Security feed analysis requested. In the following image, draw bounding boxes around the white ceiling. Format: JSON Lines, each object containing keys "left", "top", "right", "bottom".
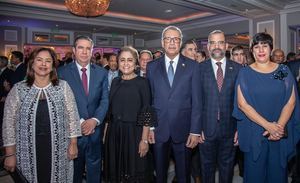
{"left": 0, "top": 0, "right": 300, "bottom": 39}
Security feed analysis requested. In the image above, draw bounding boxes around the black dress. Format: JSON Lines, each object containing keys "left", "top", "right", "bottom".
{"left": 104, "top": 76, "right": 155, "bottom": 183}
{"left": 35, "top": 96, "right": 51, "bottom": 183}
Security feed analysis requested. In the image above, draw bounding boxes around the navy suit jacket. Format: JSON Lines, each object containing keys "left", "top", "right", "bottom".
{"left": 146, "top": 55, "right": 201, "bottom": 143}
{"left": 287, "top": 59, "right": 300, "bottom": 95}
{"left": 58, "top": 62, "right": 109, "bottom": 124}
{"left": 0, "top": 67, "right": 13, "bottom": 98}
{"left": 11, "top": 63, "right": 26, "bottom": 85}
{"left": 199, "top": 59, "right": 241, "bottom": 139}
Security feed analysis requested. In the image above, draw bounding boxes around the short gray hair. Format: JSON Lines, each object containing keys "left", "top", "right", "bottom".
{"left": 140, "top": 50, "right": 153, "bottom": 59}
{"left": 161, "top": 26, "right": 183, "bottom": 41}
{"left": 208, "top": 30, "right": 225, "bottom": 41}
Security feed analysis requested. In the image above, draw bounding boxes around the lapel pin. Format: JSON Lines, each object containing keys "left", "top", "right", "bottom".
{"left": 229, "top": 66, "right": 233, "bottom": 70}
{"left": 182, "top": 63, "right": 185, "bottom": 67}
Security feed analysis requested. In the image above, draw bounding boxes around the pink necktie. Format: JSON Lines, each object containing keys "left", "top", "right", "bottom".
{"left": 216, "top": 62, "right": 223, "bottom": 92}
{"left": 81, "top": 68, "right": 88, "bottom": 95}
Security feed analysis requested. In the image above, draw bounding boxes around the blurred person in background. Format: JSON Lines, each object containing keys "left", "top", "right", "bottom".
{"left": 138, "top": 50, "right": 153, "bottom": 77}
{"left": 271, "top": 48, "right": 285, "bottom": 64}
{"left": 153, "top": 50, "right": 164, "bottom": 59}
{"left": 181, "top": 39, "right": 198, "bottom": 60}
{"left": 231, "top": 45, "right": 247, "bottom": 66}
{"left": 196, "top": 50, "right": 207, "bottom": 63}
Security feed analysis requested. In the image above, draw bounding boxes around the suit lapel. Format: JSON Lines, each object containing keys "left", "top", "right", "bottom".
{"left": 159, "top": 58, "right": 171, "bottom": 89}
{"left": 171, "top": 55, "right": 185, "bottom": 90}
{"left": 70, "top": 63, "right": 88, "bottom": 100}
{"left": 221, "top": 60, "right": 234, "bottom": 93}
{"left": 207, "top": 59, "right": 219, "bottom": 92}
{"left": 88, "top": 64, "right": 96, "bottom": 101}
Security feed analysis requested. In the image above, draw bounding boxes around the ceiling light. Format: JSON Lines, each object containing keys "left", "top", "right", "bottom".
{"left": 65, "top": 0, "right": 111, "bottom": 17}
{"left": 165, "top": 9, "right": 172, "bottom": 13}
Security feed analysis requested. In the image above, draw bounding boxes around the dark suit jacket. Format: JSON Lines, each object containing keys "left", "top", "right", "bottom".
{"left": 199, "top": 59, "right": 241, "bottom": 139}
{"left": 11, "top": 63, "right": 26, "bottom": 85}
{"left": 146, "top": 54, "right": 201, "bottom": 143}
{"left": 0, "top": 67, "right": 13, "bottom": 98}
{"left": 58, "top": 62, "right": 109, "bottom": 124}
{"left": 287, "top": 59, "right": 300, "bottom": 95}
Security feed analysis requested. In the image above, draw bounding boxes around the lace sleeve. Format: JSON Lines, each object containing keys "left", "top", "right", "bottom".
{"left": 63, "top": 81, "right": 82, "bottom": 138}
{"left": 137, "top": 106, "right": 157, "bottom": 127}
{"left": 2, "top": 85, "right": 20, "bottom": 146}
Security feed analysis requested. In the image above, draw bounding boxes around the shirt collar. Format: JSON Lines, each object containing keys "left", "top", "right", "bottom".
{"left": 165, "top": 54, "right": 180, "bottom": 64}
{"left": 75, "top": 61, "right": 90, "bottom": 71}
{"left": 211, "top": 57, "right": 226, "bottom": 64}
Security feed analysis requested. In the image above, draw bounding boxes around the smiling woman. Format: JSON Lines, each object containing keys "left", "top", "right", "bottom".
{"left": 233, "top": 32, "right": 300, "bottom": 183}
{"left": 2, "top": 47, "right": 81, "bottom": 183}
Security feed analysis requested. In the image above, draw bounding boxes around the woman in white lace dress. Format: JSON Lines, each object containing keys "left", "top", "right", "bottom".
{"left": 2, "top": 47, "right": 81, "bottom": 183}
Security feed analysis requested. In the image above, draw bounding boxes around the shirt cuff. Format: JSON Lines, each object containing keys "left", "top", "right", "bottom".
{"left": 80, "top": 118, "right": 85, "bottom": 124}
{"left": 150, "top": 127, "right": 155, "bottom": 131}
{"left": 92, "top": 117, "right": 101, "bottom": 126}
{"left": 190, "top": 133, "right": 200, "bottom": 136}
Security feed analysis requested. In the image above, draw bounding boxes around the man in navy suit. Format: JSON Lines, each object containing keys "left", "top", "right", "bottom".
{"left": 198, "top": 30, "right": 241, "bottom": 183}
{"left": 10, "top": 51, "right": 26, "bottom": 85}
{"left": 287, "top": 59, "right": 300, "bottom": 183}
{"left": 147, "top": 26, "right": 201, "bottom": 183}
{"left": 58, "top": 35, "right": 109, "bottom": 183}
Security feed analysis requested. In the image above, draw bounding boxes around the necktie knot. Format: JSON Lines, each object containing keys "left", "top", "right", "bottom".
{"left": 216, "top": 62, "right": 222, "bottom": 67}
{"left": 81, "top": 67, "right": 87, "bottom": 72}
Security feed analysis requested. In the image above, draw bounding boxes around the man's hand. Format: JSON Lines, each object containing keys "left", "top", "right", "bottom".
{"left": 81, "top": 118, "right": 97, "bottom": 135}
{"left": 199, "top": 131, "right": 205, "bottom": 144}
{"left": 186, "top": 134, "right": 199, "bottom": 148}
{"left": 148, "top": 130, "right": 155, "bottom": 144}
{"left": 234, "top": 131, "right": 238, "bottom": 146}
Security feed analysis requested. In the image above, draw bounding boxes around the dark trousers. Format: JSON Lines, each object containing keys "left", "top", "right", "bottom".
{"left": 199, "top": 133, "right": 236, "bottom": 183}
{"left": 73, "top": 127, "right": 102, "bottom": 183}
{"left": 0, "top": 101, "right": 4, "bottom": 147}
{"left": 153, "top": 138, "right": 191, "bottom": 183}
{"left": 292, "top": 141, "right": 300, "bottom": 183}
{"left": 244, "top": 140, "right": 287, "bottom": 183}
{"left": 191, "top": 148, "right": 201, "bottom": 178}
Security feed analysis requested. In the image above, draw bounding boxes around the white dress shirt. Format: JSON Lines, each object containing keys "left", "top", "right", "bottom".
{"left": 210, "top": 57, "right": 226, "bottom": 79}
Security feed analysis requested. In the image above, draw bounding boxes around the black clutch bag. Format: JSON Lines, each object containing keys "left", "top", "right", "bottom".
{"left": 10, "top": 167, "right": 29, "bottom": 183}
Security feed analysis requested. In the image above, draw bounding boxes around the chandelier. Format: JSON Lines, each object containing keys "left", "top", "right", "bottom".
{"left": 65, "top": 0, "right": 111, "bottom": 17}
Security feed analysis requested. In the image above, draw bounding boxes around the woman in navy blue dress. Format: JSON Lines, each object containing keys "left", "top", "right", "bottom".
{"left": 233, "top": 32, "right": 300, "bottom": 183}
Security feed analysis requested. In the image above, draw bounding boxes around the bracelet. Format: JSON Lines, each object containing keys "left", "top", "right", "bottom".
{"left": 5, "top": 153, "right": 15, "bottom": 158}
{"left": 141, "top": 139, "right": 148, "bottom": 144}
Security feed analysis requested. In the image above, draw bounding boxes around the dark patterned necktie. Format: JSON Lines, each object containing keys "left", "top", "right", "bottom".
{"left": 216, "top": 62, "right": 223, "bottom": 92}
{"left": 81, "top": 67, "right": 88, "bottom": 95}
{"left": 168, "top": 61, "right": 174, "bottom": 86}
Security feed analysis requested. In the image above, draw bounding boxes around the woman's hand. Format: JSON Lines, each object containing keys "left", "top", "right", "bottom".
{"left": 4, "top": 155, "right": 16, "bottom": 172}
{"left": 138, "top": 140, "right": 149, "bottom": 157}
{"left": 68, "top": 142, "right": 78, "bottom": 160}
{"left": 264, "top": 122, "right": 284, "bottom": 141}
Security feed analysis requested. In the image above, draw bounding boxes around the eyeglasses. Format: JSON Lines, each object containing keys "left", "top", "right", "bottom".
{"left": 208, "top": 41, "right": 226, "bottom": 46}
{"left": 163, "top": 37, "right": 181, "bottom": 43}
